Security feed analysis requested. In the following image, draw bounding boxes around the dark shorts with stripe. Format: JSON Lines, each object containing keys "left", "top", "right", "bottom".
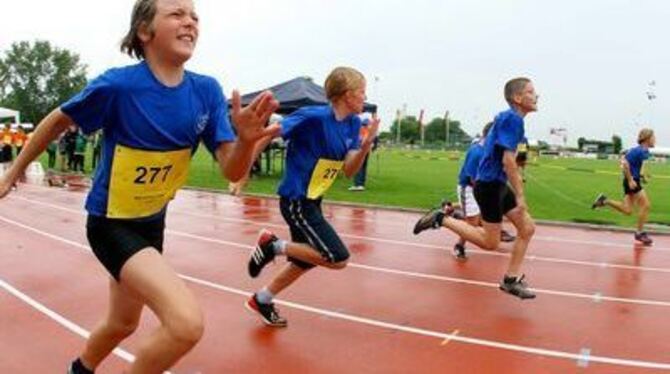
{"left": 623, "top": 177, "right": 643, "bottom": 195}
{"left": 473, "top": 181, "right": 517, "bottom": 224}
{"left": 279, "top": 197, "right": 350, "bottom": 269}
{"left": 86, "top": 214, "right": 165, "bottom": 281}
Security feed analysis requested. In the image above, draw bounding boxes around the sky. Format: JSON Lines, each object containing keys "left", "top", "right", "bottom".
{"left": 1, "top": 0, "right": 668, "bottom": 146}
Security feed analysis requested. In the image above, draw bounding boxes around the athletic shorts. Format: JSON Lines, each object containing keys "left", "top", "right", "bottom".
{"left": 86, "top": 214, "right": 165, "bottom": 281}
{"left": 279, "top": 197, "right": 350, "bottom": 270}
{"left": 473, "top": 181, "right": 517, "bottom": 224}
{"left": 457, "top": 184, "right": 480, "bottom": 218}
{"left": 623, "top": 178, "right": 643, "bottom": 195}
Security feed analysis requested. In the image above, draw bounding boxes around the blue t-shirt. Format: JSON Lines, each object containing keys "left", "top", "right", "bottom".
{"left": 458, "top": 142, "right": 484, "bottom": 187}
{"left": 277, "top": 106, "right": 362, "bottom": 199}
{"left": 625, "top": 145, "right": 650, "bottom": 179}
{"left": 61, "top": 61, "right": 235, "bottom": 218}
{"left": 476, "top": 108, "right": 525, "bottom": 183}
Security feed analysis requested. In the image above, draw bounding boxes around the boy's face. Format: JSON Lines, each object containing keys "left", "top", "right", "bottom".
{"left": 344, "top": 82, "right": 367, "bottom": 114}
{"left": 648, "top": 135, "right": 656, "bottom": 148}
{"left": 515, "top": 82, "right": 539, "bottom": 113}
{"left": 143, "top": 0, "right": 199, "bottom": 65}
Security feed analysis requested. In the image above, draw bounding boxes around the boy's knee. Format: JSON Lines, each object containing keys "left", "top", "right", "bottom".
{"left": 520, "top": 220, "right": 536, "bottom": 239}
{"left": 166, "top": 309, "right": 204, "bottom": 348}
{"left": 106, "top": 318, "right": 139, "bottom": 339}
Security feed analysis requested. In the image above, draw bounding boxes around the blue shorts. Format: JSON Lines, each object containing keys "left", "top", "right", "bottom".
{"left": 279, "top": 197, "right": 350, "bottom": 269}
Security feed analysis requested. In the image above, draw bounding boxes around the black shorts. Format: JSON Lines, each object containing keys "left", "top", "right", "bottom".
{"left": 279, "top": 197, "right": 350, "bottom": 270}
{"left": 86, "top": 214, "right": 165, "bottom": 281}
{"left": 623, "top": 178, "right": 643, "bottom": 195}
{"left": 473, "top": 181, "right": 517, "bottom": 224}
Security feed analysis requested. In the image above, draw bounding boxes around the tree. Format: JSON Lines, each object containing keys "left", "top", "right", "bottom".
{"left": 0, "top": 40, "right": 87, "bottom": 124}
{"left": 577, "top": 137, "right": 586, "bottom": 151}
{"left": 389, "top": 115, "right": 472, "bottom": 146}
{"left": 612, "top": 135, "right": 622, "bottom": 154}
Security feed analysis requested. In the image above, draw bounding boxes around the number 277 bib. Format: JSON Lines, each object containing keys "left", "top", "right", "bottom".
{"left": 307, "top": 159, "right": 344, "bottom": 200}
{"left": 107, "top": 145, "right": 191, "bottom": 219}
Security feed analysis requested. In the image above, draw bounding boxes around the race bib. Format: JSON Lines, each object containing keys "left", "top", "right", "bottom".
{"left": 107, "top": 145, "right": 191, "bottom": 219}
{"left": 307, "top": 159, "right": 343, "bottom": 199}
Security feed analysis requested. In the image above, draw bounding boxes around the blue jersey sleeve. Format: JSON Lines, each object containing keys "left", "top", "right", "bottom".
{"left": 201, "top": 80, "right": 236, "bottom": 155}
{"left": 61, "top": 72, "right": 116, "bottom": 135}
{"left": 625, "top": 147, "right": 641, "bottom": 164}
{"left": 496, "top": 115, "right": 524, "bottom": 151}
{"left": 281, "top": 107, "right": 315, "bottom": 140}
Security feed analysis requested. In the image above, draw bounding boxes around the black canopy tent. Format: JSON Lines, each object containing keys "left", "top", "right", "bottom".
{"left": 238, "top": 76, "right": 377, "bottom": 115}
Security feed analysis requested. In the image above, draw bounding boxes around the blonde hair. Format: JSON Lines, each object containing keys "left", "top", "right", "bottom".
{"left": 504, "top": 77, "right": 531, "bottom": 106}
{"left": 638, "top": 128, "right": 654, "bottom": 144}
{"left": 324, "top": 67, "right": 365, "bottom": 102}
{"left": 120, "top": 0, "right": 159, "bottom": 59}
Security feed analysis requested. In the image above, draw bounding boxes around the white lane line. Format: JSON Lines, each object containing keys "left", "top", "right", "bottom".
{"left": 181, "top": 274, "right": 670, "bottom": 371}
{"left": 2, "top": 213, "right": 670, "bottom": 371}
{"left": 5, "top": 198, "right": 670, "bottom": 308}
{"left": 12, "top": 194, "right": 670, "bottom": 276}
{"left": 0, "top": 278, "right": 137, "bottom": 364}
{"left": 18, "top": 184, "right": 670, "bottom": 253}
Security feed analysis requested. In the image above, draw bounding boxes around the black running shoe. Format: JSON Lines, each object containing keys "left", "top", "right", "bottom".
{"left": 413, "top": 209, "right": 445, "bottom": 235}
{"left": 591, "top": 193, "right": 607, "bottom": 209}
{"left": 248, "top": 229, "right": 277, "bottom": 278}
{"left": 634, "top": 231, "right": 653, "bottom": 246}
{"left": 500, "top": 229, "right": 516, "bottom": 243}
{"left": 453, "top": 243, "right": 467, "bottom": 260}
{"left": 245, "top": 294, "right": 288, "bottom": 327}
{"left": 499, "top": 274, "right": 536, "bottom": 300}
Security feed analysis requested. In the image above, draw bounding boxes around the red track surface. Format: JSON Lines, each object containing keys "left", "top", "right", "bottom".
{"left": 1, "top": 183, "right": 669, "bottom": 373}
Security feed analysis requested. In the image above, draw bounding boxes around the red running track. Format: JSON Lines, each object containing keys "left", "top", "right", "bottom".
{"left": 1, "top": 183, "right": 670, "bottom": 373}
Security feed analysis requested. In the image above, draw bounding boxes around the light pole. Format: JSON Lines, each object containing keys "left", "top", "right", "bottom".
{"left": 444, "top": 110, "right": 450, "bottom": 148}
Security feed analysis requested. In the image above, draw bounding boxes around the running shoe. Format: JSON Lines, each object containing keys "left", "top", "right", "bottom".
{"left": 413, "top": 209, "right": 445, "bottom": 235}
{"left": 245, "top": 294, "right": 288, "bottom": 327}
{"left": 248, "top": 229, "right": 278, "bottom": 278}
{"left": 634, "top": 231, "right": 653, "bottom": 246}
{"left": 453, "top": 243, "right": 467, "bottom": 260}
{"left": 591, "top": 193, "right": 607, "bottom": 209}
{"left": 500, "top": 229, "right": 516, "bottom": 243}
{"left": 499, "top": 274, "right": 536, "bottom": 300}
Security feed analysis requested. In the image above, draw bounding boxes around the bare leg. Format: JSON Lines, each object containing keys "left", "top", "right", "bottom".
{"left": 441, "top": 216, "right": 501, "bottom": 250}
{"left": 605, "top": 195, "right": 634, "bottom": 215}
{"left": 636, "top": 191, "right": 650, "bottom": 232}
{"left": 121, "top": 249, "right": 204, "bottom": 374}
{"left": 79, "top": 279, "right": 144, "bottom": 370}
{"left": 503, "top": 207, "right": 536, "bottom": 277}
{"left": 267, "top": 263, "right": 310, "bottom": 295}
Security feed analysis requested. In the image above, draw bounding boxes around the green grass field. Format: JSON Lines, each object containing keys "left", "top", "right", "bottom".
{"left": 41, "top": 147, "right": 670, "bottom": 229}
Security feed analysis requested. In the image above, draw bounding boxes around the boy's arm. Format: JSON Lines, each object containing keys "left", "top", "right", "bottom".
{"left": 343, "top": 116, "right": 380, "bottom": 178}
{"left": 0, "top": 108, "right": 72, "bottom": 197}
{"left": 503, "top": 149, "right": 526, "bottom": 210}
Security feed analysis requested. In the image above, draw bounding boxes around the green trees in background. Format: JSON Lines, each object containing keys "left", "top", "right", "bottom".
{"left": 0, "top": 40, "right": 87, "bottom": 124}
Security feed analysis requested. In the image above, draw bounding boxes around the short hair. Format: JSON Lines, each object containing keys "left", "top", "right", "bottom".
{"left": 504, "top": 77, "right": 531, "bottom": 106}
{"left": 638, "top": 128, "right": 654, "bottom": 144}
{"left": 120, "top": 0, "right": 159, "bottom": 59}
{"left": 324, "top": 67, "right": 366, "bottom": 102}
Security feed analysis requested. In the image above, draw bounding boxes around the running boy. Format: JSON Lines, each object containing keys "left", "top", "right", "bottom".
{"left": 592, "top": 128, "right": 655, "bottom": 245}
{"left": 414, "top": 77, "right": 539, "bottom": 300}
{"left": 0, "top": 0, "right": 278, "bottom": 372}
{"left": 245, "top": 67, "right": 379, "bottom": 327}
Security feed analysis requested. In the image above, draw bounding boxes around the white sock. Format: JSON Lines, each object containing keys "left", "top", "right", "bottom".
{"left": 273, "top": 239, "right": 287, "bottom": 255}
{"left": 256, "top": 287, "right": 274, "bottom": 304}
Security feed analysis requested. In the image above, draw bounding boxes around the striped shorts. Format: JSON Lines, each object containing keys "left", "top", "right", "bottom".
{"left": 279, "top": 197, "right": 350, "bottom": 269}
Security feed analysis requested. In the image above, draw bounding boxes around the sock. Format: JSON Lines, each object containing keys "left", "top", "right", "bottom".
{"left": 272, "top": 239, "right": 287, "bottom": 255}
{"left": 256, "top": 287, "right": 274, "bottom": 305}
{"left": 71, "top": 358, "right": 94, "bottom": 374}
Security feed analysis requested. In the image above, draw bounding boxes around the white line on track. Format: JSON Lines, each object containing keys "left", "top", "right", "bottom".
{"left": 12, "top": 194, "right": 670, "bottom": 277}
{"left": 1, "top": 212, "right": 670, "bottom": 370}
{"left": 0, "top": 278, "right": 137, "bottom": 364}
{"left": 6, "top": 196, "right": 670, "bottom": 307}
